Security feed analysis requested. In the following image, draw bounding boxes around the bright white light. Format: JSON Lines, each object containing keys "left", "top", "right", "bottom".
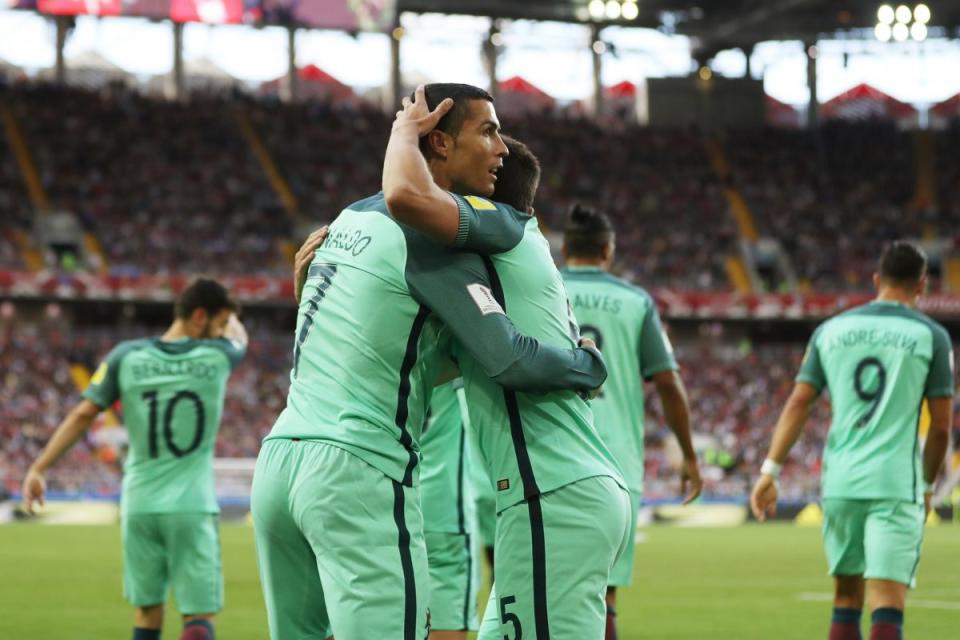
{"left": 895, "top": 5, "right": 912, "bottom": 24}
{"left": 910, "top": 22, "right": 927, "bottom": 41}
{"left": 875, "top": 23, "right": 892, "bottom": 41}
{"left": 892, "top": 22, "right": 909, "bottom": 41}
{"left": 592, "top": 40, "right": 607, "bottom": 54}
{"left": 877, "top": 4, "right": 895, "bottom": 24}
{"left": 588, "top": 0, "right": 606, "bottom": 20}
{"left": 622, "top": 2, "right": 639, "bottom": 20}
{"left": 914, "top": 4, "right": 930, "bottom": 24}
{"left": 490, "top": 32, "right": 504, "bottom": 46}
{"left": 605, "top": 0, "right": 622, "bottom": 20}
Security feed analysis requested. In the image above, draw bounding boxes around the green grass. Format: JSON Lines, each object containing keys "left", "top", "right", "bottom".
{"left": 0, "top": 523, "right": 956, "bottom": 639}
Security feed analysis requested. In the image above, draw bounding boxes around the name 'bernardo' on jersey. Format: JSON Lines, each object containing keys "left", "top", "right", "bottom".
{"left": 824, "top": 327, "right": 919, "bottom": 354}
{"left": 131, "top": 359, "right": 221, "bottom": 382}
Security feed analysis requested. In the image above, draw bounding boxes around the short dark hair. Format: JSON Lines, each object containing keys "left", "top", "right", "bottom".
{"left": 175, "top": 277, "right": 236, "bottom": 320}
{"left": 492, "top": 135, "right": 541, "bottom": 212}
{"left": 563, "top": 203, "right": 615, "bottom": 258}
{"left": 419, "top": 83, "right": 495, "bottom": 154}
{"left": 878, "top": 241, "right": 927, "bottom": 287}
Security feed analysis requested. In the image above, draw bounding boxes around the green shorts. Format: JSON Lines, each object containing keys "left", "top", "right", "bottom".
{"left": 608, "top": 490, "right": 640, "bottom": 587}
{"left": 477, "top": 475, "right": 631, "bottom": 640}
{"left": 121, "top": 512, "right": 222, "bottom": 614}
{"left": 822, "top": 498, "right": 925, "bottom": 588}
{"left": 425, "top": 531, "right": 479, "bottom": 631}
{"left": 251, "top": 439, "right": 430, "bottom": 640}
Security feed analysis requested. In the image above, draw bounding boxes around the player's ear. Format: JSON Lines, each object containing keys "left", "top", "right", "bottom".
{"left": 426, "top": 130, "right": 451, "bottom": 159}
{"left": 189, "top": 307, "right": 208, "bottom": 329}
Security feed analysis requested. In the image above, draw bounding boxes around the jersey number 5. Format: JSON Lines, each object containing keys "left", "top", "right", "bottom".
{"left": 142, "top": 390, "right": 205, "bottom": 458}
{"left": 853, "top": 357, "right": 887, "bottom": 428}
{"left": 294, "top": 264, "right": 338, "bottom": 377}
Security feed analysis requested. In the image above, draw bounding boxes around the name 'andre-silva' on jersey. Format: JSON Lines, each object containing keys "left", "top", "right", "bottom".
{"left": 83, "top": 337, "right": 246, "bottom": 514}
{"left": 266, "top": 192, "right": 608, "bottom": 488}
{"left": 797, "top": 300, "right": 954, "bottom": 503}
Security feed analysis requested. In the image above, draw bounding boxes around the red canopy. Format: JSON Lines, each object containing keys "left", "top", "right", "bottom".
{"left": 260, "top": 64, "right": 353, "bottom": 100}
{"left": 820, "top": 83, "right": 916, "bottom": 121}
{"left": 606, "top": 80, "right": 637, "bottom": 98}
{"left": 766, "top": 95, "right": 801, "bottom": 128}
{"left": 931, "top": 93, "right": 960, "bottom": 119}
{"left": 498, "top": 76, "right": 554, "bottom": 101}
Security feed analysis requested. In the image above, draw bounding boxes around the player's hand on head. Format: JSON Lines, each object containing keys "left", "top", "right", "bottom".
{"left": 680, "top": 456, "right": 702, "bottom": 505}
{"left": 294, "top": 226, "right": 329, "bottom": 305}
{"left": 393, "top": 84, "right": 453, "bottom": 137}
{"left": 22, "top": 469, "right": 46, "bottom": 514}
{"left": 750, "top": 474, "right": 778, "bottom": 522}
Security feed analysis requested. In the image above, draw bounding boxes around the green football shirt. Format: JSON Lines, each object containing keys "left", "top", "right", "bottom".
{"left": 419, "top": 378, "right": 476, "bottom": 534}
{"left": 83, "top": 337, "right": 246, "bottom": 515}
{"left": 561, "top": 267, "right": 677, "bottom": 494}
{"left": 266, "top": 193, "right": 607, "bottom": 488}
{"left": 797, "top": 300, "right": 955, "bottom": 503}
{"left": 451, "top": 197, "right": 627, "bottom": 514}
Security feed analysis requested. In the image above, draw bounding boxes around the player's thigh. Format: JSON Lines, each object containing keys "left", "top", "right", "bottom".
{"left": 122, "top": 514, "right": 168, "bottom": 607}
{"left": 863, "top": 500, "right": 924, "bottom": 588}
{"left": 608, "top": 490, "right": 640, "bottom": 587}
{"left": 475, "top": 492, "right": 497, "bottom": 550}
{"left": 292, "top": 442, "right": 429, "bottom": 640}
{"left": 163, "top": 513, "right": 223, "bottom": 615}
{"left": 822, "top": 498, "right": 869, "bottom": 577}
{"left": 425, "top": 531, "right": 479, "bottom": 632}
{"left": 251, "top": 439, "right": 332, "bottom": 639}
{"left": 482, "top": 476, "right": 629, "bottom": 640}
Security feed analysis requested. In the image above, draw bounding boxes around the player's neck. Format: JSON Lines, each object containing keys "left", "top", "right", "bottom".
{"left": 875, "top": 289, "right": 917, "bottom": 308}
{"left": 565, "top": 257, "right": 607, "bottom": 270}
{"left": 161, "top": 320, "right": 197, "bottom": 342}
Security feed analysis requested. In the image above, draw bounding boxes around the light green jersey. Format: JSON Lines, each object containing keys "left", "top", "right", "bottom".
{"left": 83, "top": 337, "right": 246, "bottom": 515}
{"left": 560, "top": 267, "right": 677, "bottom": 494}
{"left": 451, "top": 196, "right": 626, "bottom": 514}
{"left": 419, "top": 378, "right": 476, "bottom": 534}
{"left": 797, "top": 301, "right": 955, "bottom": 503}
{"left": 267, "top": 193, "right": 607, "bottom": 488}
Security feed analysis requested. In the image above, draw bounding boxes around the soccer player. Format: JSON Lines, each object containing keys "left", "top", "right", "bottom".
{"left": 420, "top": 378, "right": 480, "bottom": 639}
{"left": 751, "top": 241, "right": 954, "bottom": 640}
{"left": 21, "top": 278, "right": 248, "bottom": 640}
{"left": 253, "top": 83, "right": 607, "bottom": 640}
{"left": 387, "top": 97, "right": 632, "bottom": 638}
{"left": 560, "top": 203, "right": 702, "bottom": 640}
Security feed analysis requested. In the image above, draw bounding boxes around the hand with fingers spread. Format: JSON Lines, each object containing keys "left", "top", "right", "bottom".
{"left": 392, "top": 84, "right": 454, "bottom": 137}
{"left": 22, "top": 467, "right": 46, "bottom": 514}
{"left": 750, "top": 473, "right": 779, "bottom": 522}
{"left": 294, "top": 226, "right": 330, "bottom": 305}
{"left": 680, "top": 456, "right": 703, "bottom": 505}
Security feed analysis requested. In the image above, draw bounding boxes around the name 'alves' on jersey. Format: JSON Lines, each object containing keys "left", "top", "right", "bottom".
{"left": 797, "top": 300, "right": 954, "bottom": 503}
{"left": 83, "top": 337, "right": 246, "bottom": 515}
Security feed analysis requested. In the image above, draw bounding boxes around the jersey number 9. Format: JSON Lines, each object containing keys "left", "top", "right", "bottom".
{"left": 853, "top": 357, "right": 887, "bottom": 428}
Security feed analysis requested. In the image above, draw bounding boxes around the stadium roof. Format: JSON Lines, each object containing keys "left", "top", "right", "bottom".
{"left": 399, "top": 1, "right": 960, "bottom": 59}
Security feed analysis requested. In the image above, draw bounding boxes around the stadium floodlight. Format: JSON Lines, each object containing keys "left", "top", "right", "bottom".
{"left": 588, "top": 0, "right": 606, "bottom": 20}
{"left": 491, "top": 32, "right": 504, "bottom": 46}
{"left": 892, "top": 21, "right": 909, "bottom": 40}
{"left": 910, "top": 22, "right": 927, "bottom": 41}
{"left": 875, "top": 22, "right": 893, "bottom": 41}
{"left": 698, "top": 66, "right": 713, "bottom": 81}
{"left": 622, "top": 2, "right": 639, "bottom": 20}
{"left": 877, "top": 4, "right": 895, "bottom": 24}
{"left": 605, "top": 0, "right": 622, "bottom": 20}
{"left": 914, "top": 4, "right": 930, "bottom": 24}
{"left": 895, "top": 4, "right": 912, "bottom": 23}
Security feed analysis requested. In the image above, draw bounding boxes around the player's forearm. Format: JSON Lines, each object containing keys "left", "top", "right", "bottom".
{"left": 382, "top": 121, "right": 459, "bottom": 243}
{"left": 765, "top": 394, "right": 812, "bottom": 464}
{"left": 224, "top": 313, "right": 248, "bottom": 348}
{"left": 30, "top": 405, "right": 97, "bottom": 474}
{"left": 492, "top": 342, "right": 607, "bottom": 394}
{"left": 922, "top": 427, "right": 950, "bottom": 488}
{"left": 655, "top": 373, "right": 696, "bottom": 459}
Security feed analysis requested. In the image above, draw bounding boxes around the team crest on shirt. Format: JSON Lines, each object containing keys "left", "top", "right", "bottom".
{"left": 465, "top": 195, "right": 497, "bottom": 211}
{"left": 90, "top": 362, "right": 108, "bottom": 385}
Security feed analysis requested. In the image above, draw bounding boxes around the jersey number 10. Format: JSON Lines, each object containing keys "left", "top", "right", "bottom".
{"left": 141, "top": 390, "right": 206, "bottom": 458}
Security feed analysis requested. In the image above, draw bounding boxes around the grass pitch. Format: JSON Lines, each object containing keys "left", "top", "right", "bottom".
{"left": 0, "top": 523, "right": 955, "bottom": 639}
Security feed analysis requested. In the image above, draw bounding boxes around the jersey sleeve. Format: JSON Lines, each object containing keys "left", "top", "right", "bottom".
{"left": 208, "top": 338, "right": 247, "bottom": 371}
{"left": 925, "top": 324, "right": 955, "bottom": 398}
{"left": 449, "top": 193, "right": 530, "bottom": 254}
{"left": 404, "top": 235, "right": 607, "bottom": 394}
{"left": 638, "top": 299, "right": 678, "bottom": 379}
{"left": 81, "top": 345, "right": 126, "bottom": 409}
{"left": 795, "top": 327, "right": 826, "bottom": 393}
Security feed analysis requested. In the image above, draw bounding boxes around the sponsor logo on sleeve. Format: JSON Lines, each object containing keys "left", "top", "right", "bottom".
{"left": 467, "top": 283, "right": 505, "bottom": 316}
{"left": 465, "top": 195, "right": 497, "bottom": 211}
{"left": 90, "top": 362, "right": 108, "bottom": 385}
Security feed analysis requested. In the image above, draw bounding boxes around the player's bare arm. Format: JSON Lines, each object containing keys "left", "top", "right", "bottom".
{"left": 293, "top": 226, "right": 329, "bottom": 305}
{"left": 382, "top": 84, "right": 459, "bottom": 242}
{"left": 922, "top": 396, "right": 952, "bottom": 515}
{"left": 750, "top": 382, "right": 818, "bottom": 521}
{"left": 652, "top": 369, "right": 702, "bottom": 504}
{"left": 22, "top": 399, "right": 102, "bottom": 513}
{"left": 224, "top": 312, "right": 249, "bottom": 350}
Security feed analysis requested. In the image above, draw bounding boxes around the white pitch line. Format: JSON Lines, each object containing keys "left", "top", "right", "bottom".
{"left": 798, "top": 592, "right": 960, "bottom": 610}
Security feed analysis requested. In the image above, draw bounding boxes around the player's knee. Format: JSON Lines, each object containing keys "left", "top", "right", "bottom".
{"left": 135, "top": 604, "right": 164, "bottom": 628}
